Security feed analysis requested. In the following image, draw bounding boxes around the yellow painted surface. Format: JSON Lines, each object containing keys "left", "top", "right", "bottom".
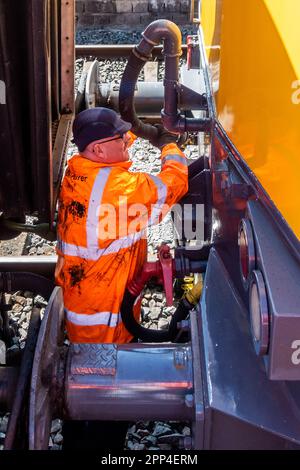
{"left": 201, "top": 0, "right": 300, "bottom": 239}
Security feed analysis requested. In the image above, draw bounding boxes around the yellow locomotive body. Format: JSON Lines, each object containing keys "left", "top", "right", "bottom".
{"left": 202, "top": 0, "right": 300, "bottom": 239}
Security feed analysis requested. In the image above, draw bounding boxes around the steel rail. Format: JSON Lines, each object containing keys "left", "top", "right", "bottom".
{"left": 0, "top": 256, "right": 57, "bottom": 279}
{"left": 75, "top": 44, "right": 187, "bottom": 58}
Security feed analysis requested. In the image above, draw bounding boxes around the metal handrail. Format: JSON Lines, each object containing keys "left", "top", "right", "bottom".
{"left": 189, "top": 0, "right": 201, "bottom": 24}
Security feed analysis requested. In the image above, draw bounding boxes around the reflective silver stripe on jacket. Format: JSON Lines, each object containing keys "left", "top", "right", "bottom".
{"left": 162, "top": 154, "right": 187, "bottom": 166}
{"left": 59, "top": 167, "right": 112, "bottom": 259}
{"left": 58, "top": 230, "right": 144, "bottom": 260}
{"left": 65, "top": 308, "right": 122, "bottom": 327}
{"left": 86, "top": 167, "right": 111, "bottom": 252}
{"left": 148, "top": 174, "right": 167, "bottom": 226}
{"left": 59, "top": 167, "right": 166, "bottom": 258}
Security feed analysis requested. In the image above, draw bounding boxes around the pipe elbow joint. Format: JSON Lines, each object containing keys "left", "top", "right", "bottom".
{"left": 161, "top": 109, "right": 186, "bottom": 134}
{"left": 162, "top": 110, "right": 212, "bottom": 134}
{"left": 140, "top": 19, "right": 182, "bottom": 58}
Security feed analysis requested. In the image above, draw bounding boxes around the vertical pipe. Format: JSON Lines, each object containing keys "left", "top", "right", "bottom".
{"left": 164, "top": 55, "right": 180, "bottom": 118}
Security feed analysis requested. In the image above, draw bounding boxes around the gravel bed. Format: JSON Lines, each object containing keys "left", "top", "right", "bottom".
{"left": 76, "top": 25, "right": 197, "bottom": 46}
{"left": 0, "top": 232, "right": 27, "bottom": 256}
{"left": 125, "top": 421, "right": 191, "bottom": 451}
{"left": 0, "top": 290, "right": 49, "bottom": 450}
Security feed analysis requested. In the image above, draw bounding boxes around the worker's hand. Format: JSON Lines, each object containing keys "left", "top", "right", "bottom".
{"left": 150, "top": 124, "right": 179, "bottom": 150}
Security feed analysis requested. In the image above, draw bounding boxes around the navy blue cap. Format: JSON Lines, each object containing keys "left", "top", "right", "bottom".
{"left": 72, "top": 107, "right": 132, "bottom": 152}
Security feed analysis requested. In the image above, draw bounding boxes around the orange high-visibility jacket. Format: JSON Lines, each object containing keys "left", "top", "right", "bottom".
{"left": 55, "top": 143, "right": 188, "bottom": 343}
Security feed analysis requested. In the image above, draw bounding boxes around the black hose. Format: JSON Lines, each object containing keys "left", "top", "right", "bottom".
{"left": 167, "top": 298, "right": 193, "bottom": 341}
{"left": 119, "top": 53, "right": 159, "bottom": 144}
{"left": 121, "top": 289, "right": 193, "bottom": 343}
{"left": 121, "top": 289, "right": 169, "bottom": 342}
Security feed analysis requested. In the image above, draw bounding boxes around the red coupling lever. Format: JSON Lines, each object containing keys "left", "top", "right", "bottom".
{"left": 158, "top": 244, "right": 174, "bottom": 306}
{"left": 127, "top": 244, "right": 174, "bottom": 306}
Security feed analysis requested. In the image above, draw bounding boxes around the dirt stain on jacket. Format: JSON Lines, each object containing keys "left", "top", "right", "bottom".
{"left": 68, "top": 200, "right": 86, "bottom": 219}
{"left": 68, "top": 264, "right": 86, "bottom": 288}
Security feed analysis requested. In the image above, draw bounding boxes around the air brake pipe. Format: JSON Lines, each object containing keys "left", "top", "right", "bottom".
{"left": 99, "top": 82, "right": 165, "bottom": 118}
{"left": 119, "top": 19, "right": 211, "bottom": 141}
{"left": 120, "top": 248, "right": 206, "bottom": 343}
{"left": 121, "top": 282, "right": 202, "bottom": 343}
{"left": 100, "top": 82, "right": 206, "bottom": 118}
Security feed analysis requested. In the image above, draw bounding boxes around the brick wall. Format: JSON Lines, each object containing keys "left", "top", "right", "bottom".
{"left": 76, "top": 1, "right": 190, "bottom": 27}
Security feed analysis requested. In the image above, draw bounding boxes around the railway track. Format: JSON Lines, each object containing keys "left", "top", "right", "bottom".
{"left": 75, "top": 43, "right": 187, "bottom": 58}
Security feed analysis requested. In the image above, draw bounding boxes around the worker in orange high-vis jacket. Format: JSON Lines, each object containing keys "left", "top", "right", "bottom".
{"left": 55, "top": 107, "right": 188, "bottom": 345}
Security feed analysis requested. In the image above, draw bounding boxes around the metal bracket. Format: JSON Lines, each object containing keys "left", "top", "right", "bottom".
{"left": 215, "top": 159, "right": 255, "bottom": 202}
{"left": 176, "top": 83, "right": 208, "bottom": 110}
{"left": 221, "top": 176, "right": 255, "bottom": 201}
{"left": 189, "top": 0, "right": 201, "bottom": 24}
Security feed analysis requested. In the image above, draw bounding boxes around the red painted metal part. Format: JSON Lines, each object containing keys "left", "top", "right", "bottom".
{"left": 158, "top": 244, "right": 174, "bottom": 306}
{"left": 127, "top": 244, "right": 174, "bottom": 306}
{"left": 187, "top": 35, "right": 193, "bottom": 70}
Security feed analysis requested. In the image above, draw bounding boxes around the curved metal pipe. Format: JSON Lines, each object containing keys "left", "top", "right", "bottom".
{"left": 119, "top": 20, "right": 182, "bottom": 143}
{"left": 133, "top": 19, "right": 183, "bottom": 117}
{"left": 119, "top": 19, "right": 210, "bottom": 139}
{"left": 121, "top": 288, "right": 197, "bottom": 343}
{"left": 119, "top": 51, "right": 158, "bottom": 142}
{"left": 140, "top": 21, "right": 182, "bottom": 129}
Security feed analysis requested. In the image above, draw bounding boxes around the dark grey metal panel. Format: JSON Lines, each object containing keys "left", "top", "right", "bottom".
{"left": 200, "top": 248, "right": 300, "bottom": 448}
{"left": 209, "top": 411, "right": 291, "bottom": 450}
{"left": 247, "top": 201, "right": 300, "bottom": 380}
